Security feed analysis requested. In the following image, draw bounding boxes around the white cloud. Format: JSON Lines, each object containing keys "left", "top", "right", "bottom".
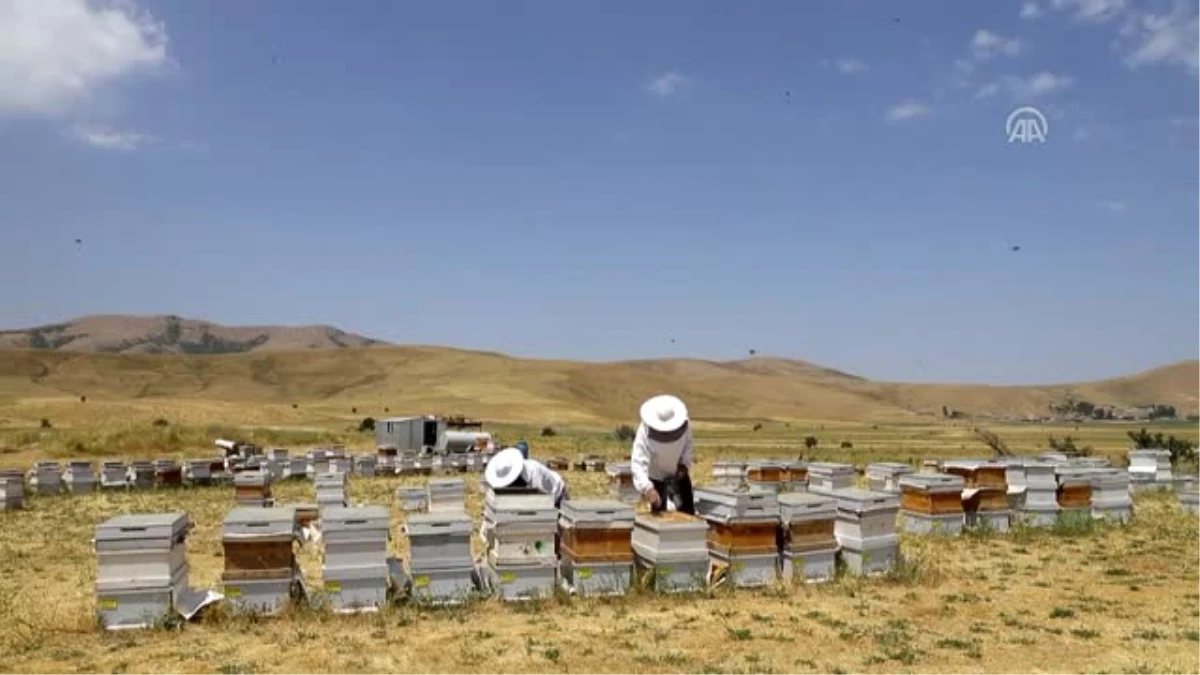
{"left": 885, "top": 101, "right": 932, "bottom": 122}
{"left": 953, "top": 59, "right": 975, "bottom": 75}
{"left": 1072, "top": 127, "right": 1092, "bottom": 142}
{"left": 1020, "top": 2, "right": 1045, "bottom": 19}
{"left": 1096, "top": 199, "right": 1128, "bottom": 212}
{"left": 1122, "top": 4, "right": 1199, "bottom": 74}
{"left": 70, "top": 123, "right": 152, "bottom": 150}
{"left": 835, "top": 58, "right": 869, "bottom": 74}
{"left": 990, "top": 71, "right": 1076, "bottom": 100}
{"left": 645, "top": 71, "right": 688, "bottom": 98}
{"left": 0, "top": 0, "right": 168, "bottom": 118}
{"left": 975, "top": 82, "right": 1001, "bottom": 99}
{"left": 971, "top": 29, "right": 1025, "bottom": 59}
{"left": 1050, "top": 0, "right": 1127, "bottom": 23}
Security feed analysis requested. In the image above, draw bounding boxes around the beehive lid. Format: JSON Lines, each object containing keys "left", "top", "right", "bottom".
{"left": 486, "top": 487, "right": 554, "bottom": 511}
{"left": 807, "top": 462, "right": 855, "bottom": 475}
{"left": 321, "top": 506, "right": 390, "bottom": 531}
{"left": 746, "top": 459, "right": 784, "bottom": 469}
{"left": 406, "top": 512, "right": 472, "bottom": 536}
{"left": 222, "top": 507, "right": 297, "bottom": 539}
{"left": 899, "top": 473, "right": 965, "bottom": 492}
{"left": 867, "top": 462, "right": 915, "bottom": 475}
{"left": 634, "top": 512, "right": 708, "bottom": 533}
{"left": 96, "top": 513, "right": 191, "bottom": 541}
{"left": 604, "top": 463, "right": 632, "bottom": 477}
{"left": 560, "top": 499, "right": 635, "bottom": 524}
{"left": 234, "top": 471, "right": 269, "bottom": 486}
{"left": 694, "top": 486, "right": 779, "bottom": 511}
{"left": 830, "top": 488, "right": 900, "bottom": 512}
{"left": 778, "top": 492, "right": 836, "bottom": 509}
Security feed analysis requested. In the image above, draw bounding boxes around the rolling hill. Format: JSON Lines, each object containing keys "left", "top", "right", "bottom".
{"left": 0, "top": 315, "right": 385, "bottom": 355}
{"left": 0, "top": 343, "right": 1193, "bottom": 424}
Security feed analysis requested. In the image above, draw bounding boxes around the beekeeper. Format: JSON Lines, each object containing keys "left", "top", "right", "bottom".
{"left": 484, "top": 446, "right": 570, "bottom": 507}
{"left": 630, "top": 394, "right": 695, "bottom": 514}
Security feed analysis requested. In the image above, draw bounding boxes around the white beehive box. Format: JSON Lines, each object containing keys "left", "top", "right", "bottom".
{"left": 64, "top": 461, "right": 95, "bottom": 494}
{"left": 866, "top": 463, "right": 915, "bottom": 494}
{"left": 322, "top": 506, "right": 390, "bottom": 570}
{"left": 693, "top": 486, "right": 780, "bottom": 523}
{"left": 95, "top": 513, "right": 192, "bottom": 589}
{"left": 807, "top": 462, "right": 855, "bottom": 495}
{"left": 831, "top": 488, "right": 899, "bottom": 550}
{"left": 30, "top": 461, "right": 62, "bottom": 495}
{"left": 0, "top": 471, "right": 25, "bottom": 510}
{"left": 631, "top": 513, "right": 709, "bottom": 561}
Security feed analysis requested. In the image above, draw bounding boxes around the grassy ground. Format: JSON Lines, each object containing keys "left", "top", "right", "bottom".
{"left": 0, "top": 402, "right": 1197, "bottom": 673}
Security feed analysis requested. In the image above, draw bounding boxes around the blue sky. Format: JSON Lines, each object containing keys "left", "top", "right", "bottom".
{"left": 0, "top": 0, "right": 1196, "bottom": 384}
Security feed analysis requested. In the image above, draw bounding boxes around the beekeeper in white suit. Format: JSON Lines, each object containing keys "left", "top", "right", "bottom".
{"left": 484, "top": 446, "right": 570, "bottom": 507}
{"left": 630, "top": 394, "right": 695, "bottom": 514}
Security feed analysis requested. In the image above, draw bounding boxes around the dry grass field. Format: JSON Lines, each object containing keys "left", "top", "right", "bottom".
{"left": 0, "top": 403, "right": 1197, "bottom": 674}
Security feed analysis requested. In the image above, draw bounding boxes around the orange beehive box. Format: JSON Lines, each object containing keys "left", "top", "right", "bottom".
{"left": 900, "top": 490, "right": 963, "bottom": 515}
{"left": 1057, "top": 484, "right": 1091, "bottom": 509}
{"left": 706, "top": 521, "right": 779, "bottom": 556}
{"left": 746, "top": 466, "right": 784, "bottom": 483}
{"left": 962, "top": 489, "right": 1008, "bottom": 513}
{"left": 943, "top": 465, "right": 1007, "bottom": 490}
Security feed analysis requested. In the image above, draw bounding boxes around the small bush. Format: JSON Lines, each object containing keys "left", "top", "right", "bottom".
{"left": 291, "top": 403, "right": 298, "bottom": 409}
{"left": 79, "top": 395, "right": 87, "bottom": 403}
{"left": 39, "top": 418, "right": 52, "bottom": 429}
{"left": 152, "top": 418, "right": 170, "bottom": 427}
{"left": 541, "top": 426, "right": 557, "bottom": 437}
{"left": 804, "top": 436, "right": 818, "bottom": 449}
{"left": 1049, "top": 607, "right": 1075, "bottom": 619}
{"left": 752, "top": 423, "right": 762, "bottom": 432}
{"left": 351, "top": 407, "right": 357, "bottom": 414}
{"left": 840, "top": 441, "right": 853, "bottom": 449}
{"left": 358, "top": 417, "right": 376, "bottom": 432}
{"left": 614, "top": 424, "right": 636, "bottom": 442}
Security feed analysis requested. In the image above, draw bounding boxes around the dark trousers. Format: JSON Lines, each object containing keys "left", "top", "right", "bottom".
{"left": 650, "top": 473, "right": 695, "bottom": 515}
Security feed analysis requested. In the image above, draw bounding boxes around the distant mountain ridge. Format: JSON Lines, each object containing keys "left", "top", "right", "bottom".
{"left": 0, "top": 315, "right": 386, "bottom": 355}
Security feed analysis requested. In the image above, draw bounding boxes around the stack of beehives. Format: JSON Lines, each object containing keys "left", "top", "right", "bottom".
{"left": 1176, "top": 476, "right": 1199, "bottom": 514}
{"left": 1128, "top": 449, "right": 1172, "bottom": 492}
{"left": 631, "top": 512, "right": 710, "bottom": 593}
{"left": 405, "top": 511, "right": 476, "bottom": 604}
{"left": 321, "top": 506, "right": 391, "bottom": 613}
{"left": 354, "top": 454, "right": 377, "bottom": 478}
{"left": 314, "top": 472, "right": 347, "bottom": 508}
{"left": 153, "top": 459, "right": 183, "bottom": 488}
{"left": 695, "top": 486, "right": 780, "bottom": 588}
{"left": 1089, "top": 468, "right": 1133, "bottom": 522}
{"left": 778, "top": 492, "right": 838, "bottom": 583}
{"left": 94, "top": 513, "right": 206, "bottom": 629}
{"left": 427, "top": 478, "right": 466, "bottom": 513}
{"left": 184, "top": 459, "right": 212, "bottom": 486}
{"left": 711, "top": 461, "right": 747, "bottom": 486}
{"left": 221, "top": 507, "right": 302, "bottom": 614}
{"left": 605, "top": 462, "right": 639, "bottom": 504}
{"left": 866, "top": 463, "right": 915, "bottom": 494}
{"left": 483, "top": 487, "right": 558, "bottom": 600}
{"left": 1021, "top": 460, "right": 1060, "bottom": 527}
{"left": 101, "top": 461, "right": 129, "bottom": 490}
{"left": 898, "top": 473, "right": 965, "bottom": 535}
{"left": 64, "top": 461, "right": 95, "bottom": 495}
{"left": 234, "top": 470, "right": 273, "bottom": 507}
{"left": 807, "top": 462, "right": 855, "bottom": 496}
{"left": 745, "top": 460, "right": 786, "bottom": 493}
{"left": 0, "top": 469, "right": 24, "bottom": 510}
{"left": 943, "top": 459, "right": 1010, "bottom": 532}
{"left": 1055, "top": 467, "right": 1092, "bottom": 520}
{"left": 832, "top": 488, "right": 900, "bottom": 575}
{"left": 29, "top": 461, "right": 62, "bottom": 495}
{"left": 558, "top": 499, "right": 635, "bottom": 596}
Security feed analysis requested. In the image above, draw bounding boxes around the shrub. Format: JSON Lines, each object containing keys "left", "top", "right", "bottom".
{"left": 358, "top": 417, "right": 376, "bottom": 432}
{"left": 840, "top": 441, "right": 853, "bottom": 449}
{"left": 614, "top": 424, "right": 636, "bottom": 442}
{"left": 1128, "top": 428, "right": 1197, "bottom": 468}
{"left": 804, "top": 436, "right": 818, "bottom": 449}
{"left": 291, "top": 403, "right": 298, "bottom": 409}
{"left": 752, "top": 423, "right": 762, "bottom": 432}
{"left": 79, "top": 395, "right": 87, "bottom": 403}
{"left": 540, "top": 426, "right": 557, "bottom": 437}
{"left": 351, "top": 407, "right": 357, "bottom": 414}
{"left": 39, "top": 418, "right": 52, "bottom": 429}
{"left": 152, "top": 418, "right": 170, "bottom": 427}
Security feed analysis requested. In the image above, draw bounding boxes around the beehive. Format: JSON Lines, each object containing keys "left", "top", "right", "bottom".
{"left": 807, "top": 462, "right": 855, "bottom": 495}
{"left": 128, "top": 461, "right": 155, "bottom": 490}
{"left": 321, "top": 506, "right": 390, "bottom": 612}
{"left": 64, "top": 461, "right": 95, "bottom": 495}
{"left": 778, "top": 492, "right": 837, "bottom": 583}
{"left": 1055, "top": 469, "right": 1093, "bottom": 511}
{"left": 711, "top": 461, "right": 747, "bottom": 486}
{"left": 1020, "top": 461, "right": 1061, "bottom": 526}
{"left": 0, "top": 470, "right": 25, "bottom": 510}
{"left": 184, "top": 460, "right": 213, "bottom": 486}
{"left": 101, "top": 461, "right": 129, "bottom": 489}
{"left": 1090, "top": 469, "right": 1132, "bottom": 522}
{"left": 29, "top": 461, "right": 62, "bottom": 495}
{"left": 866, "top": 463, "right": 915, "bottom": 494}
{"left": 427, "top": 478, "right": 466, "bottom": 513}
{"left": 898, "top": 473, "right": 965, "bottom": 535}
{"left": 745, "top": 460, "right": 786, "bottom": 491}
{"left": 545, "top": 457, "right": 570, "bottom": 471}
{"left": 405, "top": 512, "right": 477, "bottom": 605}
{"left": 559, "top": 500, "right": 635, "bottom": 565}
{"left": 605, "top": 463, "right": 639, "bottom": 504}
{"left": 631, "top": 513, "right": 710, "bottom": 593}
{"left": 691, "top": 487, "right": 783, "bottom": 588}
{"left": 314, "top": 472, "right": 347, "bottom": 508}
{"left": 942, "top": 459, "right": 1008, "bottom": 490}
{"left": 153, "top": 459, "right": 183, "bottom": 488}
{"left": 831, "top": 488, "right": 900, "bottom": 575}
{"left": 221, "top": 507, "right": 301, "bottom": 614}
{"left": 395, "top": 486, "right": 427, "bottom": 512}
{"left": 234, "top": 470, "right": 273, "bottom": 507}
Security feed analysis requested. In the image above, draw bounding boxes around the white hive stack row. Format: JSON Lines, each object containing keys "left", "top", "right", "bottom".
{"left": 1021, "top": 461, "right": 1060, "bottom": 527}
{"left": 832, "top": 488, "right": 900, "bottom": 575}
{"left": 483, "top": 487, "right": 558, "bottom": 600}
{"left": 866, "top": 463, "right": 915, "bottom": 494}
{"left": 1176, "top": 477, "right": 1199, "bottom": 514}
{"left": 395, "top": 486, "right": 427, "bottom": 512}
{"left": 898, "top": 473, "right": 965, "bottom": 535}
{"left": 64, "top": 461, "right": 95, "bottom": 495}
{"left": 94, "top": 513, "right": 214, "bottom": 629}
{"left": 558, "top": 499, "right": 635, "bottom": 596}
{"left": 314, "top": 472, "right": 348, "bottom": 508}
{"left": 354, "top": 454, "right": 378, "bottom": 477}
{"left": 777, "top": 492, "right": 838, "bottom": 583}
{"left": 606, "top": 463, "right": 639, "bottom": 504}
{"left": 1128, "top": 449, "right": 1172, "bottom": 492}
{"left": 234, "top": 470, "right": 273, "bottom": 507}
{"left": 221, "top": 507, "right": 303, "bottom": 614}
{"left": 427, "top": 479, "right": 466, "bottom": 513}
{"left": 694, "top": 486, "right": 781, "bottom": 588}
{"left": 1089, "top": 469, "right": 1133, "bottom": 522}
{"left": 807, "top": 462, "right": 855, "bottom": 496}
{"left": 631, "top": 512, "right": 710, "bottom": 593}
{"left": 321, "top": 506, "right": 392, "bottom": 613}
{"left": 29, "top": 461, "right": 62, "bottom": 495}
{"left": 405, "top": 511, "right": 477, "bottom": 604}
{"left": 0, "top": 469, "right": 25, "bottom": 510}
{"left": 101, "top": 461, "right": 129, "bottom": 490}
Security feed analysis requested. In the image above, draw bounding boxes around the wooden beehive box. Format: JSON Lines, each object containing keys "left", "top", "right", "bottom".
{"left": 962, "top": 489, "right": 1009, "bottom": 513}
{"left": 746, "top": 464, "right": 784, "bottom": 483}
{"left": 942, "top": 463, "right": 1007, "bottom": 490}
{"left": 706, "top": 520, "right": 779, "bottom": 556}
{"left": 561, "top": 528, "right": 633, "bottom": 562}
{"left": 786, "top": 518, "right": 836, "bottom": 552}
{"left": 900, "top": 490, "right": 964, "bottom": 515}
{"left": 1057, "top": 483, "right": 1092, "bottom": 509}
{"left": 545, "top": 457, "right": 570, "bottom": 471}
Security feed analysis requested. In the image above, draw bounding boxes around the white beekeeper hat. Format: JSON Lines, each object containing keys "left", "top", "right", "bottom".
{"left": 639, "top": 394, "right": 689, "bottom": 433}
{"left": 485, "top": 447, "right": 526, "bottom": 489}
